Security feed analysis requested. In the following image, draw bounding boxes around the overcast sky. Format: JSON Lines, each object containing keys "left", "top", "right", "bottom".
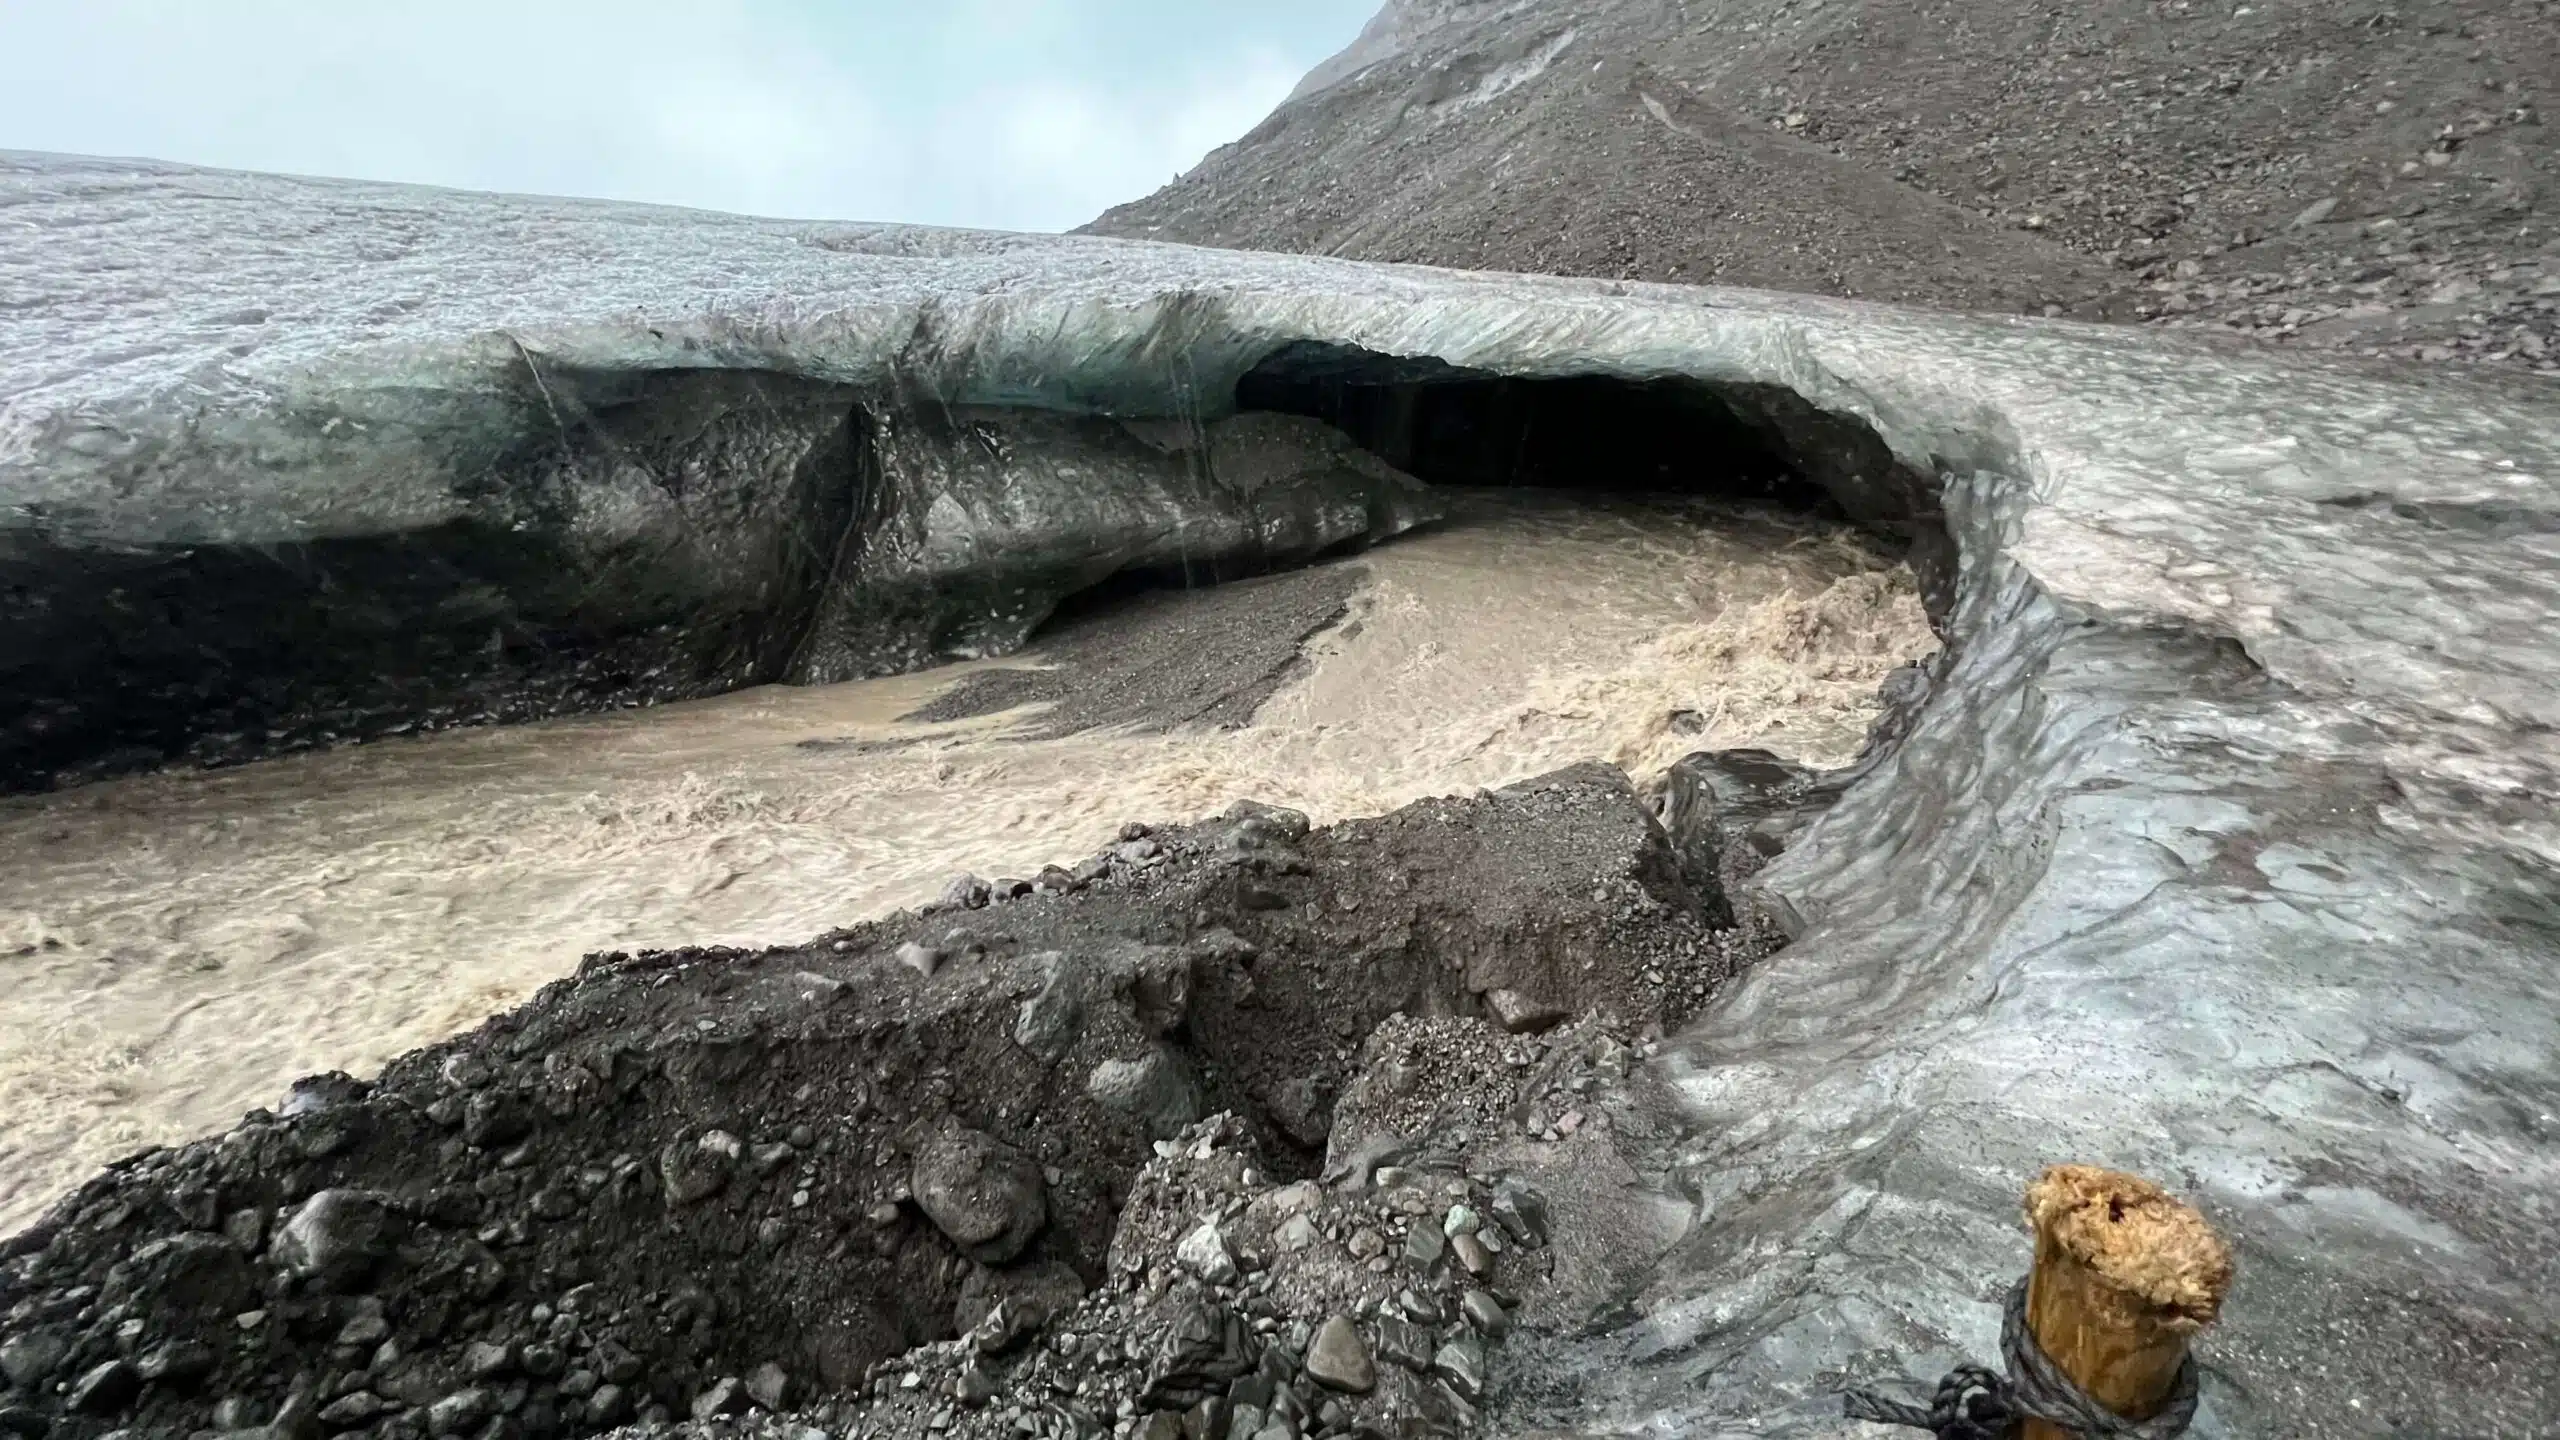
{"left": 0, "top": 1, "right": 1376, "bottom": 231}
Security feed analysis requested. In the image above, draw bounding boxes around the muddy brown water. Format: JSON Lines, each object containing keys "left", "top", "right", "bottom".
{"left": 0, "top": 491, "right": 1936, "bottom": 1233}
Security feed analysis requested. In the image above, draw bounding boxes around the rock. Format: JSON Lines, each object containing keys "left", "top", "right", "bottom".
{"left": 520, "top": 1343, "right": 565, "bottom": 1379}
{"left": 746, "top": 1362, "right": 791, "bottom": 1411}
{"left": 955, "top": 1260, "right": 1086, "bottom": 1349}
{"left": 1276, "top": 1214, "right": 1318, "bottom": 1251}
{"left": 585, "top": 1384, "right": 631, "bottom": 1425}
{"left": 2292, "top": 197, "right": 2341, "bottom": 229}
{"left": 1177, "top": 1221, "right": 1239, "bottom": 1286}
{"left": 1484, "top": 988, "right": 1570, "bottom": 1034}
{"left": 1402, "top": 1222, "right": 1445, "bottom": 1269}
{"left": 318, "top": 1391, "right": 387, "bottom": 1427}
{"left": 659, "top": 1130, "right": 742, "bottom": 1207}
{"left": 1374, "top": 1318, "right": 1431, "bottom": 1372}
{"left": 896, "top": 941, "right": 943, "bottom": 979}
{"left": 910, "top": 1124, "right": 1047, "bottom": 1264}
{"left": 1136, "top": 1413, "right": 1185, "bottom": 1440}
{"left": 955, "top": 1362, "right": 997, "bottom": 1407}
{"left": 1264, "top": 1076, "right": 1334, "bottom": 1149}
{"left": 0, "top": 1331, "right": 67, "bottom": 1389}
{"left": 1451, "top": 1229, "right": 1493, "bottom": 1275}
{"left": 460, "top": 1089, "right": 529, "bottom": 1147}
{"left": 66, "top": 1360, "right": 137, "bottom": 1415}
{"left": 0, "top": 1407, "right": 47, "bottom": 1437}
{"left": 939, "top": 875, "right": 991, "bottom": 911}
{"left": 692, "top": 1376, "right": 746, "bottom": 1420}
{"left": 272, "top": 1189, "right": 402, "bottom": 1291}
{"left": 1489, "top": 1179, "right": 1549, "bottom": 1249}
{"left": 1087, "top": 1048, "right": 1206, "bottom": 1140}
{"left": 1125, "top": 946, "right": 1196, "bottom": 1037}
{"left": 1013, "top": 953, "right": 1086, "bottom": 1063}
{"left": 1461, "top": 1289, "right": 1508, "bottom": 1337}
{"left": 132, "top": 1340, "right": 215, "bottom": 1386}
{"left": 1183, "top": 1396, "right": 1230, "bottom": 1440}
{"left": 1432, "top": 1337, "right": 1486, "bottom": 1402}
{"left": 1442, "top": 1204, "right": 1479, "bottom": 1236}
{"left": 463, "top": 1340, "right": 516, "bottom": 1379}
{"left": 426, "top": 1388, "right": 492, "bottom": 1436}
{"left": 1301, "top": 1318, "right": 1375, "bottom": 1395}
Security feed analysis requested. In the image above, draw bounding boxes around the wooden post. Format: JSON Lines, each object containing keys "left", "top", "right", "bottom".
{"left": 2020, "top": 1165, "right": 2234, "bottom": 1440}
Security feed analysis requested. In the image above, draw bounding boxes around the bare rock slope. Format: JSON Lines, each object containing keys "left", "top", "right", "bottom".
{"left": 1090, "top": 0, "right": 2559, "bottom": 371}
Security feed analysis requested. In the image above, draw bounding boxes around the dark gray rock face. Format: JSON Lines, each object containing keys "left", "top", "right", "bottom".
{"left": 1090, "top": 1, "right": 2558, "bottom": 371}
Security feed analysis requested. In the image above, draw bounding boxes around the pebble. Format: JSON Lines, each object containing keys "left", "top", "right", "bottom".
{"left": 899, "top": 941, "right": 945, "bottom": 978}
{"left": 1177, "top": 1221, "right": 1239, "bottom": 1286}
{"left": 1301, "top": 1316, "right": 1375, "bottom": 1394}
{"left": 1461, "top": 1289, "right": 1509, "bottom": 1337}
{"left": 1452, "top": 1230, "right": 1493, "bottom": 1276}
{"left": 1402, "top": 1222, "right": 1445, "bottom": 1269}
{"left": 1432, "top": 1336, "right": 1487, "bottom": 1402}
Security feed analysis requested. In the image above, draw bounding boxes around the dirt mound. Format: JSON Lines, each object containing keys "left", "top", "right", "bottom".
{"left": 1087, "top": 0, "right": 2557, "bottom": 373}
{"left": 0, "top": 763, "right": 1794, "bottom": 1439}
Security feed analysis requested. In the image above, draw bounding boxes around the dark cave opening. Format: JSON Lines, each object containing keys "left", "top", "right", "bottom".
{"left": 1232, "top": 341, "right": 1953, "bottom": 621}
{"left": 1234, "top": 341, "right": 1841, "bottom": 511}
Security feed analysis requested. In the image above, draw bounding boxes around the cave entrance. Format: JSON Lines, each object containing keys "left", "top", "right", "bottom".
{"left": 1236, "top": 342, "right": 1831, "bottom": 510}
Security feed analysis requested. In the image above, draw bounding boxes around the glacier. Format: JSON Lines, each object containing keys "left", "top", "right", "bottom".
{"left": 3, "top": 151, "right": 2559, "bottom": 1435}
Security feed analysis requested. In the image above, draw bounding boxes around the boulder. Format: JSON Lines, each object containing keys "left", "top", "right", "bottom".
{"left": 909, "top": 1125, "right": 1047, "bottom": 1265}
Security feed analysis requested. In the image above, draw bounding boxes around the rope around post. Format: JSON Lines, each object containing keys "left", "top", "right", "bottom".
{"left": 1841, "top": 1279, "right": 2200, "bottom": 1440}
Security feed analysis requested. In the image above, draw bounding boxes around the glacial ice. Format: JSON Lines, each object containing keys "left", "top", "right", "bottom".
{"left": 4, "top": 151, "right": 2558, "bottom": 1434}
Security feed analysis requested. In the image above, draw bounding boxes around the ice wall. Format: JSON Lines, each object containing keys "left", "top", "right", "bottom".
{"left": 4, "top": 151, "right": 2557, "bottom": 1435}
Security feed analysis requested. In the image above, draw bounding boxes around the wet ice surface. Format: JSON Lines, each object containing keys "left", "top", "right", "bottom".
{"left": 5, "top": 152, "right": 2559, "bottom": 1434}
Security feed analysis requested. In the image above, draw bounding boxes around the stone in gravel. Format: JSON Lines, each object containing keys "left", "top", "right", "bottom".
{"left": 272, "top": 1189, "right": 401, "bottom": 1290}
{"left": 0, "top": 1331, "right": 67, "bottom": 1389}
{"left": 427, "top": 1388, "right": 492, "bottom": 1436}
{"left": 1442, "top": 1204, "right": 1479, "bottom": 1236}
{"left": 1451, "top": 1231, "right": 1492, "bottom": 1276}
{"left": 1461, "top": 1289, "right": 1509, "bottom": 1337}
{"left": 1087, "top": 1048, "right": 1206, "bottom": 1140}
{"left": 747, "top": 1362, "right": 791, "bottom": 1411}
{"left": 897, "top": 941, "right": 944, "bottom": 978}
{"left": 463, "top": 1340, "right": 516, "bottom": 1379}
{"left": 1489, "top": 1179, "right": 1549, "bottom": 1248}
{"left": 334, "top": 1311, "right": 391, "bottom": 1348}
{"left": 1178, "top": 1220, "right": 1240, "bottom": 1285}
{"left": 0, "top": 1407, "right": 48, "bottom": 1438}
{"left": 1137, "top": 1413, "right": 1185, "bottom": 1440}
{"left": 1402, "top": 1222, "right": 1445, "bottom": 1269}
{"left": 1485, "top": 988, "right": 1570, "bottom": 1034}
{"left": 911, "top": 1124, "right": 1048, "bottom": 1264}
{"left": 693, "top": 1376, "right": 746, "bottom": 1419}
{"left": 940, "top": 874, "right": 991, "bottom": 910}
{"left": 1374, "top": 1318, "right": 1431, "bottom": 1372}
{"left": 460, "top": 1088, "right": 529, "bottom": 1147}
{"left": 956, "top": 1260, "right": 1087, "bottom": 1350}
{"left": 1302, "top": 1317, "right": 1375, "bottom": 1395}
{"left": 132, "top": 1340, "right": 215, "bottom": 1386}
{"left": 1182, "top": 1395, "right": 1230, "bottom": 1440}
{"left": 318, "top": 1391, "right": 387, "bottom": 1427}
{"left": 66, "top": 1360, "right": 137, "bottom": 1414}
{"left": 660, "top": 1130, "right": 742, "bottom": 1207}
{"left": 1264, "top": 1075, "right": 1334, "bottom": 1148}
{"left": 1431, "top": 1337, "right": 1486, "bottom": 1402}
{"left": 1013, "top": 954, "right": 1085, "bottom": 1063}
{"left": 521, "top": 1343, "right": 565, "bottom": 1379}
{"left": 1276, "top": 1214, "right": 1318, "bottom": 1251}
{"left": 1224, "top": 1404, "right": 1265, "bottom": 1440}
{"left": 586, "top": 1384, "right": 631, "bottom": 1424}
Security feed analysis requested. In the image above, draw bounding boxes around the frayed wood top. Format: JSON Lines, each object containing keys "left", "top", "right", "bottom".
{"left": 2024, "top": 1164, "right": 2234, "bottom": 1329}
